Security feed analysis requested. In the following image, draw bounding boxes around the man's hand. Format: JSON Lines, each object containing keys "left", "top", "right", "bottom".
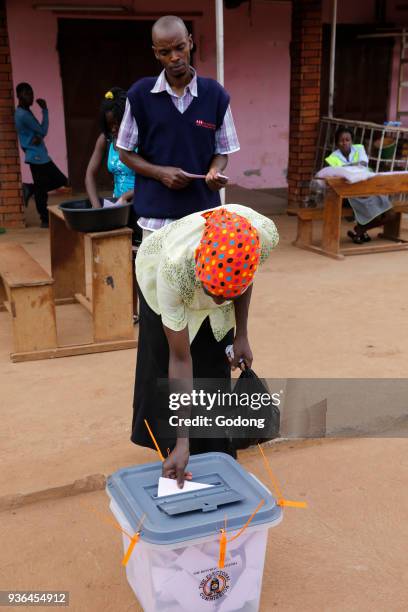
{"left": 229, "top": 335, "right": 253, "bottom": 370}
{"left": 205, "top": 167, "right": 228, "bottom": 191}
{"left": 157, "top": 167, "right": 192, "bottom": 190}
{"left": 162, "top": 439, "right": 192, "bottom": 488}
{"left": 36, "top": 98, "right": 47, "bottom": 110}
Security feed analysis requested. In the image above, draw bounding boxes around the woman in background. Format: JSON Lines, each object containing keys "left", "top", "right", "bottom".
{"left": 85, "top": 88, "right": 141, "bottom": 321}
{"left": 326, "top": 126, "right": 394, "bottom": 244}
{"left": 85, "top": 87, "right": 135, "bottom": 207}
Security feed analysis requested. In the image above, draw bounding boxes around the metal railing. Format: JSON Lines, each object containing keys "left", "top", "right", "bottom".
{"left": 315, "top": 116, "right": 408, "bottom": 174}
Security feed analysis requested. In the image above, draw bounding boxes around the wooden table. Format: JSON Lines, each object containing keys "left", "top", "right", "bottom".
{"left": 47, "top": 205, "right": 136, "bottom": 359}
{"left": 292, "top": 174, "right": 408, "bottom": 260}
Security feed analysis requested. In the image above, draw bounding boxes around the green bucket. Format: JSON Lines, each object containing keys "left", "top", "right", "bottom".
{"left": 374, "top": 137, "right": 396, "bottom": 160}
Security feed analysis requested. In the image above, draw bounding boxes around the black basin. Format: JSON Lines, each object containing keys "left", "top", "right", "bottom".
{"left": 58, "top": 198, "right": 132, "bottom": 233}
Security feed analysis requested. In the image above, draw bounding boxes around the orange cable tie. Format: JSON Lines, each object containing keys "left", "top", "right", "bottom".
{"left": 227, "top": 499, "right": 265, "bottom": 543}
{"left": 121, "top": 514, "right": 146, "bottom": 566}
{"left": 258, "top": 443, "right": 284, "bottom": 500}
{"left": 258, "top": 444, "right": 308, "bottom": 509}
{"left": 79, "top": 499, "right": 133, "bottom": 540}
{"left": 144, "top": 419, "right": 165, "bottom": 461}
{"left": 218, "top": 529, "right": 228, "bottom": 569}
{"left": 278, "top": 499, "right": 308, "bottom": 509}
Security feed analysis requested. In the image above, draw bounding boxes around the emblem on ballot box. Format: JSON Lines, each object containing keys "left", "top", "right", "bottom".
{"left": 199, "top": 570, "right": 230, "bottom": 601}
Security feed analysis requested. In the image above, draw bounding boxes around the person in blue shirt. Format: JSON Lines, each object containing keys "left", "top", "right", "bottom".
{"left": 85, "top": 87, "right": 136, "bottom": 209}
{"left": 14, "top": 82, "right": 67, "bottom": 228}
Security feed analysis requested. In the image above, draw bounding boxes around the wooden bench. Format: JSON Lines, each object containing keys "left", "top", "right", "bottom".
{"left": 288, "top": 174, "right": 408, "bottom": 259}
{"left": 288, "top": 204, "right": 356, "bottom": 247}
{"left": 0, "top": 243, "right": 57, "bottom": 358}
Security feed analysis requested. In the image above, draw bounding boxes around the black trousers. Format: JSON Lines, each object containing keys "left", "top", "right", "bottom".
{"left": 131, "top": 291, "right": 235, "bottom": 457}
{"left": 30, "top": 161, "right": 67, "bottom": 222}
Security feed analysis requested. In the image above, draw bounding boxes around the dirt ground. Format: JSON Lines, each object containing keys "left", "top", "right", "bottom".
{"left": 0, "top": 194, "right": 407, "bottom": 611}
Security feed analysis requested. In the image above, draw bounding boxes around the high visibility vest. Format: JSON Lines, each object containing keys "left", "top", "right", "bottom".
{"left": 325, "top": 144, "right": 365, "bottom": 167}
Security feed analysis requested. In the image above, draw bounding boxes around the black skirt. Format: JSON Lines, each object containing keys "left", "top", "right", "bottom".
{"left": 29, "top": 160, "right": 67, "bottom": 193}
{"left": 131, "top": 291, "right": 236, "bottom": 457}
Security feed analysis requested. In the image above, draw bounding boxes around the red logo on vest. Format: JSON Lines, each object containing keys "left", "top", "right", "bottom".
{"left": 196, "top": 119, "right": 216, "bottom": 130}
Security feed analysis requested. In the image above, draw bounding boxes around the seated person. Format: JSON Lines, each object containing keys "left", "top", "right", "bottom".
{"left": 326, "top": 126, "right": 395, "bottom": 244}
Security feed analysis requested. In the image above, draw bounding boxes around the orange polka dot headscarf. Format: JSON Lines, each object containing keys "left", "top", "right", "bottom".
{"left": 195, "top": 208, "right": 261, "bottom": 298}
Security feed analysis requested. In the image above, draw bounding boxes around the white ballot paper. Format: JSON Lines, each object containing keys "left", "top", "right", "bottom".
{"left": 157, "top": 477, "right": 214, "bottom": 497}
{"left": 180, "top": 170, "right": 229, "bottom": 180}
{"left": 102, "top": 198, "right": 117, "bottom": 208}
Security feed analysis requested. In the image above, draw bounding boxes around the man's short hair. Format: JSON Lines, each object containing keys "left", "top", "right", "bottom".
{"left": 16, "top": 82, "right": 32, "bottom": 96}
{"left": 152, "top": 15, "right": 189, "bottom": 40}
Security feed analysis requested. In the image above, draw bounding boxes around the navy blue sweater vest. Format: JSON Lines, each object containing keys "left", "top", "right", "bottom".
{"left": 127, "top": 76, "right": 230, "bottom": 218}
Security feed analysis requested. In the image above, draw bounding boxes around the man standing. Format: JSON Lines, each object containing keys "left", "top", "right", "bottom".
{"left": 14, "top": 82, "right": 67, "bottom": 228}
{"left": 117, "top": 15, "right": 240, "bottom": 236}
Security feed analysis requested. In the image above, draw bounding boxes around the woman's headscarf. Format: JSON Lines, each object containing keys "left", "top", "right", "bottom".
{"left": 195, "top": 208, "right": 261, "bottom": 298}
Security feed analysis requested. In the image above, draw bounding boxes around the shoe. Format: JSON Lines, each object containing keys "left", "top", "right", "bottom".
{"left": 362, "top": 232, "right": 371, "bottom": 242}
{"left": 22, "top": 183, "right": 34, "bottom": 208}
{"left": 347, "top": 230, "right": 364, "bottom": 244}
{"left": 40, "top": 220, "right": 49, "bottom": 229}
{"left": 133, "top": 314, "right": 139, "bottom": 325}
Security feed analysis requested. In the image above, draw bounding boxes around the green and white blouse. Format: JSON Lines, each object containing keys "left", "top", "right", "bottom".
{"left": 135, "top": 204, "right": 279, "bottom": 343}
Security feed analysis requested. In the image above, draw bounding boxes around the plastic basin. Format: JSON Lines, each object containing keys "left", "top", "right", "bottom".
{"left": 58, "top": 198, "right": 131, "bottom": 233}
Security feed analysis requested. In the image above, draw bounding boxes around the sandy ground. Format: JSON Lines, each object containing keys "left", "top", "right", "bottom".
{"left": 0, "top": 194, "right": 408, "bottom": 610}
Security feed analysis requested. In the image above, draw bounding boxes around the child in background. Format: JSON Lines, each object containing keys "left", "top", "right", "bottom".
{"left": 85, "top": 88, "right": 141, "bottom": 322}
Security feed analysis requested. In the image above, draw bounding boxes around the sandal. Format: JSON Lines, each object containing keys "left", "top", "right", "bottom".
{"left": 133, "top": 314, "right": 140, "bottom": 325}
{"left": 347, "top": 230, "right": 364, "bottom": 244}
{"left": 362, "top": 232, "right": 371, "bottom": 242}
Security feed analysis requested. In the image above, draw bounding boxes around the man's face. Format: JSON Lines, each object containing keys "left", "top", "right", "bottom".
{"left": 152, "top": 25, "right": 193, "bottom": 79}
{"left": 337, "top": 132, "right": 352, "bottom": 157}
{"left": 19, "top": 87, "right": 34, "bottom": 107}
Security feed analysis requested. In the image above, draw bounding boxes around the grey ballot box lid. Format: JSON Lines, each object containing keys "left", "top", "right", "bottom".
{"left": 106, "top": 452, "right": 282, "bottom": 546}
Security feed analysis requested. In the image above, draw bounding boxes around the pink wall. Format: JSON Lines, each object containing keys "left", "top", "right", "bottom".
{"left": 6, "top": 0, "right": 291, "bottom": 189}
{"left": 224, "top": 2, "right": 291, "bottom": 188}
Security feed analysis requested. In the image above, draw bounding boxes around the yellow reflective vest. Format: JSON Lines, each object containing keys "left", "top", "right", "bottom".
{"left": 325, "top": 144, "right": 365, "bottom": 167}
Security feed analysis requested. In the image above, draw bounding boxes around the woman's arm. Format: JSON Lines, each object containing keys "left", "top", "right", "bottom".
{"left": 162, "top": 325, "right": 193, "bottom": 487}
{"left": 85, "top": 134, "right": 106, "bottom": 208}
{"left": 231, "top": 284, "right": 253, "bottom": 369}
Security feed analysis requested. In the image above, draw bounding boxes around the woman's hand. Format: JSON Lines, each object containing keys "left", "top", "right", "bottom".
{"left": 116, "top": 190, "right": 134, "bottom": 205}
{"left": 229, "top": 335, "right": 253, "bottom": 370}
{"left": 162, "top": 439, "right": 192, "bottom": 488}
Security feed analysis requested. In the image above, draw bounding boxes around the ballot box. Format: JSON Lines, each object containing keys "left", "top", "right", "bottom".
{"left": 107, "top": 452, "right": 282, "bottom": 612}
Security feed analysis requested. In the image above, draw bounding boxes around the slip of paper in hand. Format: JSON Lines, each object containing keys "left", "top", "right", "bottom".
{"left": 157, "top": 476, "right": 214, "bottom": 497}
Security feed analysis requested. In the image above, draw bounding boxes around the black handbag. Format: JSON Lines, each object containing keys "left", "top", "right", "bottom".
{"left": 231, "top": 367, "right": 280, "bottom": 450}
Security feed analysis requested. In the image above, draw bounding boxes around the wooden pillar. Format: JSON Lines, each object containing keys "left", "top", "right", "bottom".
{"left": 0, "top": 0, "right": 24, "bottom": 228}
{"left": 288, "top": 0, "right": 323, "bottom": 208}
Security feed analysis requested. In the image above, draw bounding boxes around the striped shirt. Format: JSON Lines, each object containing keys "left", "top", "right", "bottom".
{"left": 117, "top": 69, "right": 240, "bottom": 231}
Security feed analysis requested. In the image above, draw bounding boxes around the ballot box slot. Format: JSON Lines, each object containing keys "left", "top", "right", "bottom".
{"left": 156, "top": 485, "right": 244, "bottom": 516}
{"left": 144, "top": 474, "right": 227, "bottom": 500}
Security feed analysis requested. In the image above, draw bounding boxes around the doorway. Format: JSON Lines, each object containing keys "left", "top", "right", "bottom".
{"left": 320, "top": 24, "right": 394, "bottom": 123}
{"left": 57, "top": 19, "right": 158, "bottom": 191}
